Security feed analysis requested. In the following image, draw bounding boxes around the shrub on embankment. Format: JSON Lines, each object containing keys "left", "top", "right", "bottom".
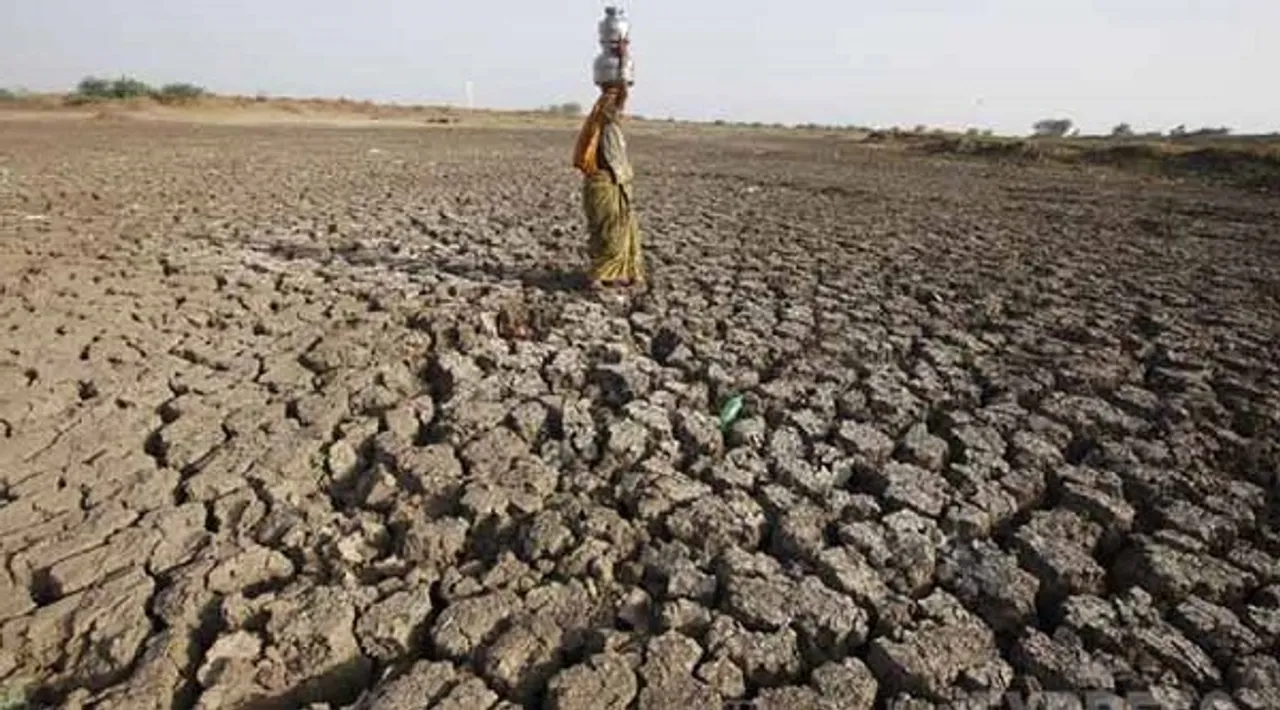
{"left": 66, "top": 75, "right": 206, "bottom": 105}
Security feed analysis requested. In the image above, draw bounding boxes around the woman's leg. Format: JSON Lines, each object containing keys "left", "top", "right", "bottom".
{"left": 621, "top": 201, "right": 645, "bottom": 287}
{"left": 584, "top": 175, "right": 644, "bottom": 287}
{"left": 617, "top": 180, "right": 644, "bottom": 287}
{"left": 583, "top": 175, "right": 612, "bottom": 289}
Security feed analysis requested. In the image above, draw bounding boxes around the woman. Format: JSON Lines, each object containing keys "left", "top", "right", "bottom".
{"left": 572, "top": 79, "right": 645, "bottom": 291}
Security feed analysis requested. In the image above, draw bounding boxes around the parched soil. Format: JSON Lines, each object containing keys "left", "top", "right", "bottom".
{"left": 1, "top": 117, "right": 1279, "bottom": 710}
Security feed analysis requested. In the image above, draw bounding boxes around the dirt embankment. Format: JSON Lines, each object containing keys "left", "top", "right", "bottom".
{"left": 7, "top": 94, "right": 1278, "bottom": 191}
{"left": 905, "top": 132, "right": 1280, "bottom": 191}
{"left": 1, "top": 116, "right": 1278, "bottom": 709}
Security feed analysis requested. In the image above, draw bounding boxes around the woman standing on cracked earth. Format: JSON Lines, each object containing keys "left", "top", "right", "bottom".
{"left": 572, "top": 75, "right": 646, "bottom": 292}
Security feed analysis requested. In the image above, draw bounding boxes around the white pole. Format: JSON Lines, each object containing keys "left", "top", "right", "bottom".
{"left": 465, "top": 81, "right": 474, "bottom": 109}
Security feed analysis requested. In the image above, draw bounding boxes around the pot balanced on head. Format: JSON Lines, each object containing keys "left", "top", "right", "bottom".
{"left": 594, "top": 6, "right": 635, "bottom": 87}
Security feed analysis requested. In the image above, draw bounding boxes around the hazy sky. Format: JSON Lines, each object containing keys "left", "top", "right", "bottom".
{"left": 2, "top": 0, "right": 1276, "bottom": 135}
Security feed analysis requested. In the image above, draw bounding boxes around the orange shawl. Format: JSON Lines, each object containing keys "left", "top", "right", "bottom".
{"left": 572, "top": 87, "right": 624, "bottom": 176}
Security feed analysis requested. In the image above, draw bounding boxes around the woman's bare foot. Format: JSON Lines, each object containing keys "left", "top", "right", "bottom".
{"left": 591, "top": 279, "right": 630, "bottom": 289}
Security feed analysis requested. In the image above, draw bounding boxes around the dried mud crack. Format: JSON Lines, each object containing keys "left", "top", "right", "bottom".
{"left": 1, "top": 119, "right": 1279, "bottom": 710}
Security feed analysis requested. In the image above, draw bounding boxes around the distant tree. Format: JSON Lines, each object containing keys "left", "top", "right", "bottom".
{"left": 108, "top": 76, "right": 153, "bottom": 98}
{"left": 1167, "top": 124, "right": 1229, "bottom": 140}
{"left": 76, "top": 76, "right": 112, "bottom": 98}
{"left": 1111, "top": 123, "right": 1134, "bottom": 137}
{"left": 542, "top": 102, "right": 582, "bottom": 116}
{"left": 154, "top": 82, "right": 206, "bottom": 104}
{"left": 0, "top": 88, "right": 15, "bottom": 101}
{"left": 1187, "top": 126, "right": 1231, "bottom": 138}
{"left": 1032, "top": 118, "right": 1073, "bottom": 137}
{"left": 73, "top": 75, "right": 155, "bottom": 100}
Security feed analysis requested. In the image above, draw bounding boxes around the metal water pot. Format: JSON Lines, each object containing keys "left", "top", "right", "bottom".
{"left": 593, "top": 6, "right": 635, "bottom": 86}
{"left": 598, "top": 6, "right": 630, "bottom": 48}
{"left": 593, "top": 52, "right": 635, "bottom": 86}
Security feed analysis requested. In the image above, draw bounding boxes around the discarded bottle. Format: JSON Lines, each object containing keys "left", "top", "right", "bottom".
{"left": 718, "top": 394, "right": 745, "bottom": 432}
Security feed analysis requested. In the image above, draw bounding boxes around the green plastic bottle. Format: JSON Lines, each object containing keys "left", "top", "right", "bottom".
{"left": 718, "top": 394, "right": 744, "bottom": 432}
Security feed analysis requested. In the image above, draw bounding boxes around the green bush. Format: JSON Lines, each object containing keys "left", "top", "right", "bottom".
{"left": 1186, "top": 126, "right": 1232, "bottom": 138}
{"left": 109, "top": 76, "right": 153, "bottom": 98}
{"left": 76, "top": 75, "right": 154, "bottom": 99}
{"left": 0, "top": 88, "right": 16, "bottom": 102}
{"left": 67, "top": 75, "right": 207, "bottom": 105}
{"left": 1033, "top": 118, "right": 1073, "bottom": 137}
{"left": 70, "top": 75, "right": 148, "bottom": 103}
{"left": 76, "top": 76, "right": 112, "bottom": 98}
{"left": 154, "top": 82, "right": 205, "bottom": 104}
{"left": 540, "top": 102, "right": 582, "bottom": 116}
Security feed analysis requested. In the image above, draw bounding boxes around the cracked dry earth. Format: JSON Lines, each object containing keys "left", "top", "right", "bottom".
{"left": 1, "top": 118, "right": 1279, "bottom": 710}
